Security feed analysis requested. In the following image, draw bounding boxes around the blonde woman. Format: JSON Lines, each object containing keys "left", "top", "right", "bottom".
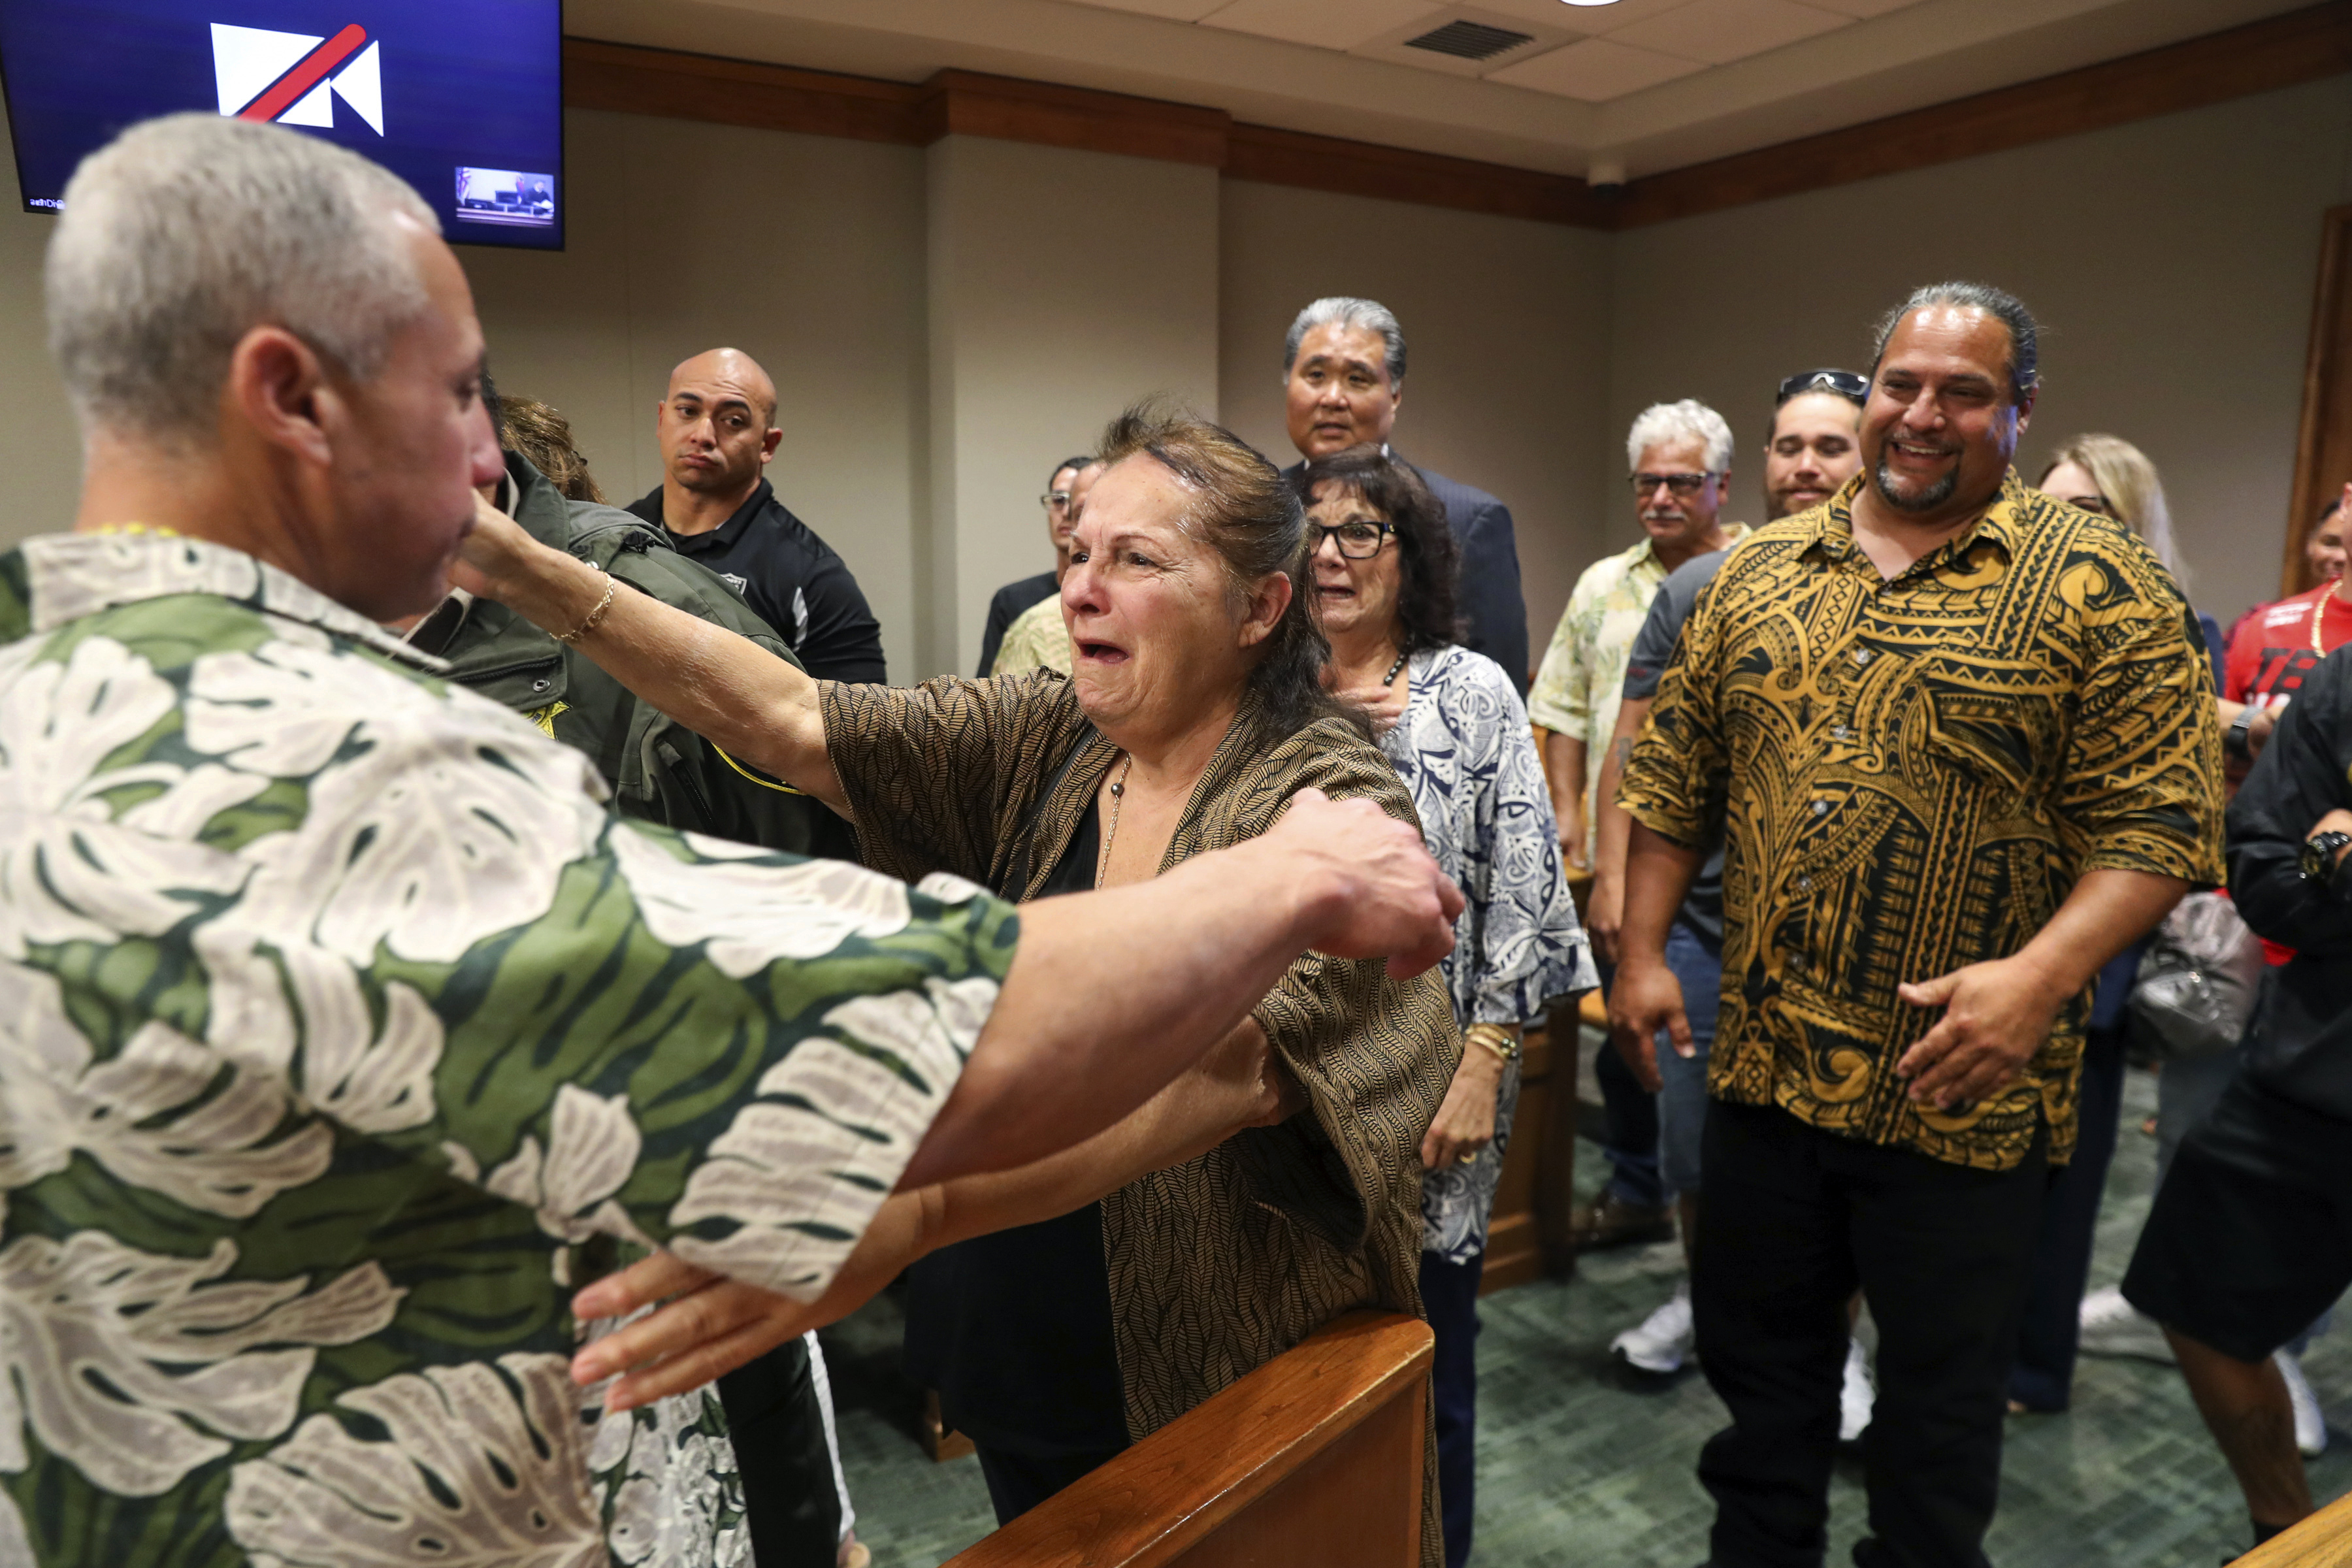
{"left": 2016, "top": 435, "right": 2236, "bottom": 1414}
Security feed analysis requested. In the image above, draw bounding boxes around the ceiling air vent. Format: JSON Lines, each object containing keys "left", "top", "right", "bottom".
{"left": 1401, "top": 20, "right": 1536, "bottom": 62}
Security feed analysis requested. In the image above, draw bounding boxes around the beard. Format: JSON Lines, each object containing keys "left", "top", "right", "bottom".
{"left": 1871, "top": 456, "right": 1958, "bottom": 514}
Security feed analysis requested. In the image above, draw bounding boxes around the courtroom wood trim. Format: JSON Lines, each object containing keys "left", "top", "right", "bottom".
{"left": 564, "top": 5, "right": 2352, "bottom": 232}
{"left": 943, "top": 1309, "right": 1433, "bottom": 1568}
{"left": 2285, "top": 204, "right": 2352, "bottom": 596}
{"left": 1612, "top": 0, "right": 2352, "bottom": 229}
{"left": 1226, "top": 122, "right": 1603, "bottom": 227}
{"left": 919, "top": 69, "right": 1231, "bottom": 167}
{"left": 561, "top": 39, "right": 926, "bottom": 146}
{"left": 2234, "top": 1489, "right": 2352, "bottom": 1567}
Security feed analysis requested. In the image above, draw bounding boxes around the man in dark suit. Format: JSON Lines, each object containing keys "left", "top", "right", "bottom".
{"left": 1279, "top": 297, "right": 1529, "bottom": 693}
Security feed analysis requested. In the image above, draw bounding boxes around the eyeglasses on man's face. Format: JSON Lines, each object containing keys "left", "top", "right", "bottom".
{"left": 1311, "top": 519, "right": 1394, "bottom": 559}
{"left": 1628, "top": 472, "right": 1718, "bottom": 497}
{"left": 1041, "top": 490, "right": 1073, "bottom": 510}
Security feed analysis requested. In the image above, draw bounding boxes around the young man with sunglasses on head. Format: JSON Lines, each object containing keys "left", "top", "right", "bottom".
{"left": 1529, "top": 399, "right": 1748, "bottom": 1262}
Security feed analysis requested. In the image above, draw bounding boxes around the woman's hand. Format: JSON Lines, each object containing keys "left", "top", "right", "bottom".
{"left": 1334, "top": 679, "right": 1408, "bottom": 738}
{"left": 1420, "top": 1045, "right": 1502, "bottom": 1169}
{"left": 570, "top": 1190, "right": 939, "bottom": 1411}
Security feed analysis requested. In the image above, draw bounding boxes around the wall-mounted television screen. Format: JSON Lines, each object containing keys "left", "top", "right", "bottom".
{"left": 0, "top": 0, "right": 563, "bottom": 249}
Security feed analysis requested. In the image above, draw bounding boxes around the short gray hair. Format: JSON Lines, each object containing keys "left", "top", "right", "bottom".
{"left": 1872, "top": 282, "right": 2040, "bottom": 406}
{"left": 1284, "top": 297, "right": 1407, "bottom": 386}
{"left": 1627, "top": 399, "right": 1735, "bottom": 474}
{"left": 47, "top": 113, "right": 440, "bottom": 442}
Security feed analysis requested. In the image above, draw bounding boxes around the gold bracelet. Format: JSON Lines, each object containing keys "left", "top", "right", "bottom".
{"left": 1465, "top": 1023, "right": 1520, "bottom": 1064}
{"left": 551, "top": 567, "right": 615, "bottom": 645}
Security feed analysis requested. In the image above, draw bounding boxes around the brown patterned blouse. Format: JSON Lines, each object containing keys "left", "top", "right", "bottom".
{"left": 821, "top": 670, "right": 1457, "bottom": 1563}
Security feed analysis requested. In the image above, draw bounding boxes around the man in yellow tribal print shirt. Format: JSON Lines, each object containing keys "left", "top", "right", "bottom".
{"left": 1614, "top": 282, "right": 2222, "bottom": 1568}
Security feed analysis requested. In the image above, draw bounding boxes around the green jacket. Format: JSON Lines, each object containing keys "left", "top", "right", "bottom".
{"left": 417, "top": 453, "right": 817, "bottom": 853}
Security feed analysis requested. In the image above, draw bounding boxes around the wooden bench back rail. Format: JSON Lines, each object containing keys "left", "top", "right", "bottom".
{"left": 2235, "top": 1491, "right": 2352, "bottom": 1567}
{"left": 943, "top": 1309, "right": 1434, "bottom": 1568}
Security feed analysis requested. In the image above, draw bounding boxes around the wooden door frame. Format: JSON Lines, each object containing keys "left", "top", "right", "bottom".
{"left": 2286, "top": 204, "right": 2352, "bottom": 595}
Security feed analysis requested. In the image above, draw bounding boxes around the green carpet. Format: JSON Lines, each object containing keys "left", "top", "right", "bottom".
{"left": 819, "top": 1059, "right": 2350, "bottom": 1566}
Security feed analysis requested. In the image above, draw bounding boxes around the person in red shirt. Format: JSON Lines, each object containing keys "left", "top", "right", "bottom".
{"left": 2223, "top": 488, "right": 2352, "bottom": 770}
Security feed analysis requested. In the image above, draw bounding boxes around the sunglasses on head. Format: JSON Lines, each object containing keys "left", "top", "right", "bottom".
{"left": 1776, "top": 369, "right": 1869, "bottom": 408}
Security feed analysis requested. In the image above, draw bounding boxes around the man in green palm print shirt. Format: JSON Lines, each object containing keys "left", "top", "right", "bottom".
{"left": 0, "top": 115, "right": 1460, "bottom": 1567}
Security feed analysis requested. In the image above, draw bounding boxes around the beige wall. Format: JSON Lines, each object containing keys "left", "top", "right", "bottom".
{"left": 0, "top": 110, "right": 80, "bottom": 542}
{"left": 467, "top": 108, "right": 930, "bottom": 679}
{"left": 3, "top": 77, "right": 2347, "bottom": 668}
{"left": 1219, "top": 182, "right": 1614, "bottom": 678}
{"left": 1606, "top": 76, "right": 2352, "bottom": 631}
{"left": 927, "top": 137, "right": 1220, "bottom": 675}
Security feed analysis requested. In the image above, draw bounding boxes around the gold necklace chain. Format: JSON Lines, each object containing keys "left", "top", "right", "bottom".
{"left": 1096, "top": 753, "right": 1135, "bottom": 889}
{"left": 2315, "top": 583, "right": 2345, "bottom": 655}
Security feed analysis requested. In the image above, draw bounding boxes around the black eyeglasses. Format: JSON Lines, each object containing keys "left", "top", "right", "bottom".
{"left": 1310, "top": 519, "right": 1394, "bottom": 559}
{"left": 1776, "top": 369, "right": 1869, "bottom": 407}
{"left": 1627, "top": 472, "right": 1718, "bottom": 497}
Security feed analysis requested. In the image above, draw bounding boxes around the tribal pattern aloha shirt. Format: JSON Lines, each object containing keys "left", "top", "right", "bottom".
{"left": 1621, "top": 471, "right": 2222, "bottom": 1170}
{"left": 0, "top": 532, "right": 1016, "bottom": 1568}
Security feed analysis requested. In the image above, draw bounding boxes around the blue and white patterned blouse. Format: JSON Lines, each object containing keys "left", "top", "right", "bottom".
{"left": 1382, "top": 644, "right": 1597, "bottom": 1264}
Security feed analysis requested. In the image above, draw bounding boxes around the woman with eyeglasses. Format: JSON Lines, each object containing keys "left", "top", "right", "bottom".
{"left": 1296, "top": 444, "right": 1595, "bottom": 1568}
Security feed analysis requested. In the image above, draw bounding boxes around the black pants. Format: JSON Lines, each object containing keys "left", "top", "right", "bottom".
{"left": 974, "top": 1443, "right": 1126, "bottom": 1526}
{"left": 2008, "top": 1024, "right": 2126, "bottom": 1411}
{"left": 1421, "top": 1247, "right": 1486, "bottom": 1568}
{"left": 1693, "top": 1101, "right": 2048, "bottom": 1568}
{"left": 717, "top": 1339, "right": 842, "bottom": 1567}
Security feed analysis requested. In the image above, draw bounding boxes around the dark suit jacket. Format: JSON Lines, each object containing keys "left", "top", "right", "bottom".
{"left": 1284, "top": 453, "right": 1530, "bottom": 695}
{"left": 977, "top": 570, "right": 1058, "bottom": 677}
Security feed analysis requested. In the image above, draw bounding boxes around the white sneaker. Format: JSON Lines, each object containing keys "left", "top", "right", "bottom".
{"left": 1838, "top": 1336, "right": 1874, "bottom": 1445}
{"left": 1612, "top": 1280, "right": 1694, "bottom": 1374}
{"left": 2078, "top": 1286, "right": 2176, "bottom": 1364}
{"left": 2278, "top": 1349, "right": 2328, "bottom": 1458}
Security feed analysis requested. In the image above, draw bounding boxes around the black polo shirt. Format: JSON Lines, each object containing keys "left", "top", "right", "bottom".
{"left": 627, "top": 478, "right": 887, "bottom": 683}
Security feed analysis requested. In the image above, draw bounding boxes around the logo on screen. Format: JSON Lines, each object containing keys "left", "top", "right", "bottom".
{"left": 210, "top": 22, "right": 382, "bottom": 135}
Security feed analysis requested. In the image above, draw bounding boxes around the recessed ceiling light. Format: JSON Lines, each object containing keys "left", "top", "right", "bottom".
{"left": 1561, "top": 1, "right": 1623, "bottom": 7}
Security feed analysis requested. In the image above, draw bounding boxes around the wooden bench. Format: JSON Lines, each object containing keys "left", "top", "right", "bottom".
{"left": 941, "top": 1309, "right": 1433, "bottom": 1567}
{"left": 2236, "top": 1493, "right": 2352, "bottom": 1567}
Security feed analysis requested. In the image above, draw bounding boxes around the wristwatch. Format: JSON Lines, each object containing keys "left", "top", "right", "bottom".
{"left": 2225, "top": 708, "right": 2257, "bottom": 762}
{"left": 2298, "top": 829, "right": 2352, "bottom": 887}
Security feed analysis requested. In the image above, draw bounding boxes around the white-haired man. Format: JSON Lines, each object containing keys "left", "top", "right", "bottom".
{"left": 1279, "top": 296, "right": 1529, "bottom": 694}
{"left": 0, "top": 114, "right": 1460, "bottom": 1567}
{"left": 1527, "top": 399, "right": 1746, "bottom": 1269}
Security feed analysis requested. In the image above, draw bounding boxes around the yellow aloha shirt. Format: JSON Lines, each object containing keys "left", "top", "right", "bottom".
{"left": 1527, "top": 527, "right": 1748, "bottom": 837}
{"left": 990, "top": 592, "right": 1073, "bottom": 677}
{"left": 1620, "top": 470, "right": 2223, "bottom": 1169}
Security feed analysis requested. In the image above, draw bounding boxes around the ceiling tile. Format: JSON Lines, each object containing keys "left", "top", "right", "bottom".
{"left": 1487, "top": 35, "right": 1705, "bottom": 99}
{"left": 1603, "top": 0, "right": 1849, "bottom": 64}
{"left": 1051, "top": 0, "right": 1232, "bottom": 19}
{"left": 1464, "top": 0, "right": 1708, "bottom": 38}
{"left": 1804, "top": 0, "right": 1925, "bottom": 15}
{"left": 1200, "top": 0, "right": 1445, "bottom": 50}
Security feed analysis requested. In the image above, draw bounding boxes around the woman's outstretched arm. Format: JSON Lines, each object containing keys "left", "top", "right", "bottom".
{"left": 457, "top": 499, "right": 845, "bottom": 813}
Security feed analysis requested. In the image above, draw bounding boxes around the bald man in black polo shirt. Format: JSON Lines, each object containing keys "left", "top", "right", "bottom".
{"left": 626, "top": 347, "right": 888, "bottom": 682}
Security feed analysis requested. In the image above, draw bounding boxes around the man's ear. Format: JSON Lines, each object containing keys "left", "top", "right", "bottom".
{"left": 226, "top": 325, "right": 335, "bottom": 468}
{"left": 1240, "top": 571, "right": 1294, "bottom": 650}
{"left": 2014, "top": 387, "right": 2036, "bottom": 437}
{"left": 760, "top": 426, "right": 783, "bottom": 465}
